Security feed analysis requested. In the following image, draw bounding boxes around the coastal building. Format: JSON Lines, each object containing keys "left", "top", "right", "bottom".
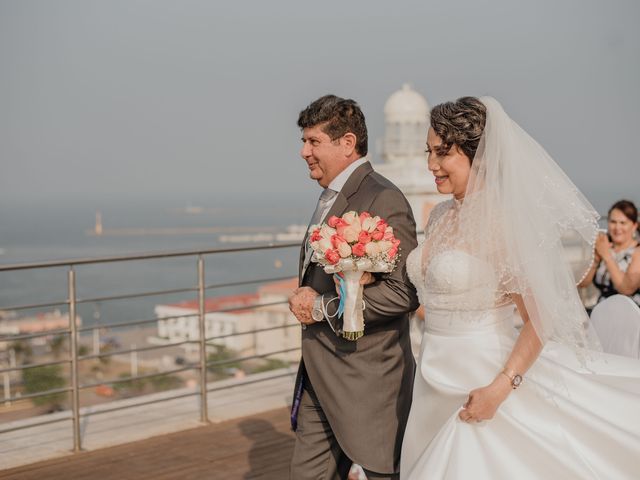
{"left": 152, "top": 277, "right": 299, "bottom": 362}
{"left": 0, "top": 309, "right": 81, "bottom": 348}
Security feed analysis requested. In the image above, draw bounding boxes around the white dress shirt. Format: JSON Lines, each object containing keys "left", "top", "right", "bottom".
{"left": 320, "top": 157, "right": 368, "bottom": 222}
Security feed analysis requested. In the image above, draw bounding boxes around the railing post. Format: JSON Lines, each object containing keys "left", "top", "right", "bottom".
{"left": 197, "top": 255, "right": 209, "bottom": 423}
{"left": 68, "top": 267, "right": 82, "bottom": 451}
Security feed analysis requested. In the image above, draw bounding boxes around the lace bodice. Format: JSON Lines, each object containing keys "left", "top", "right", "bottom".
{"left": 407, "top": 244, "right": 500, "bottom": 312}
{"left": 407, "top": 200, "right": 507, "bottom": 312}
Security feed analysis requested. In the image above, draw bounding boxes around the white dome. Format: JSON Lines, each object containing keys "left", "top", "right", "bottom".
{"left": 384, "top": 84, "right": 429, "bottom": 123}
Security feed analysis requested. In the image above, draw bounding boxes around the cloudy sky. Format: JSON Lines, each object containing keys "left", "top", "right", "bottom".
{"left": 1, "top": 0, "right": 638, "bottom": 213}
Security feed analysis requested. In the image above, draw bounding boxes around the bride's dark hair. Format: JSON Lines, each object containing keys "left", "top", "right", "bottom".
{"left": 429, "top": 96, "right": 486, "bottom": 162}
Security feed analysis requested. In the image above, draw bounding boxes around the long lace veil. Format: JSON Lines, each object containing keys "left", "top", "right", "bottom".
{"left": 424, "top": 97, "right": 601, "bottom": 353}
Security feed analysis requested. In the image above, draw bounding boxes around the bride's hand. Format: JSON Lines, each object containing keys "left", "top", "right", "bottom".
{"left": 458, "top": 375, "right": 512, "bottom": 423}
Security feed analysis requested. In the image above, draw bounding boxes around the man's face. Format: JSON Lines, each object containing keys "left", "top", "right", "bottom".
{"left": 300, "top": 125, "right": 347, "bottom": 188}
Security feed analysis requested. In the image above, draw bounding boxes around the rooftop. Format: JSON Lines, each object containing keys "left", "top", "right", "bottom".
{"left": 0, "top": 407, "right": 293, "bottom": 480}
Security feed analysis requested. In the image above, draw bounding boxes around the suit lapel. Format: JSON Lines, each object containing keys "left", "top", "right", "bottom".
{"left": 299, "top": 162, "right": 374, "bottom": 284}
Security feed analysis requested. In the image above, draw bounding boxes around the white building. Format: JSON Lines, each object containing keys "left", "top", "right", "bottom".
{"left": 0, "top": 310, "right": 82, "bottom": 348}
{"left": 374, "top": 83, "right": 444, "bottom": 229}
{"left": 153, "top": 278, "right": 300, "bottom": 362}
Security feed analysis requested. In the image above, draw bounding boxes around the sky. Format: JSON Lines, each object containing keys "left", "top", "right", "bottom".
{"left": 1, "top": 0, "right": 639, "bottom": 214}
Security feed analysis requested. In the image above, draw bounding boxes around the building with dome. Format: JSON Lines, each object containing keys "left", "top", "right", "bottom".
{"left": 373, "top": 84, "right": 444, "bottom": 229}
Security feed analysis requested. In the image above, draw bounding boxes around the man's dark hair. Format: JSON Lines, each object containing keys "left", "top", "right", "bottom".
{"left": 297, "top": 95, "right": 368, "bottom": 157}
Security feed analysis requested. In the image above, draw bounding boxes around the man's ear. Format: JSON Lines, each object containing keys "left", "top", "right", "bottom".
{"left": 341, "top": 132, "right": 357, "bottom": 156}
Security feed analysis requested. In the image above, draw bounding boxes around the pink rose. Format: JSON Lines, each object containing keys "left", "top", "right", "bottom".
{"left": 359, "top": 212, "right": 372, "bottom": 223}
{"left": 328, "top": 216, "right": 347, "bottom": 229}
{"left": 371, "top": 230, "right": 384, "bottom": 241}
{"left": 358, "top": 231, "right": 372, "bottom": 244}
{"left": 331, "top": 234, "right": 347, "bottom": 249}
{"left": 388, "top": 239, "right": 401, "bottom": 258}
{"left": 376, "top": 220, "right": 388, "bottom": 233}
{"left": 383, "top": 227, "right": 395, "bottom": 241}
{"left": 352, "top": 243, "right": 367, "bottom": 257}
{"left": 324, "top": 249, "right": 341, "bottom": 265}
{"left": 310, "top": 229, "right": 322, "bottom": 242}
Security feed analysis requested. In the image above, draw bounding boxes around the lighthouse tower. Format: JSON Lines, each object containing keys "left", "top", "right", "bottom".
{"left": 374, "top": 84, "right": 444, "bottom": 229}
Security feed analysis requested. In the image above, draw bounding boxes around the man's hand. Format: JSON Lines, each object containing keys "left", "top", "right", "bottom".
{"left": 288, "top": 287, "right": 320, "bottom": 325}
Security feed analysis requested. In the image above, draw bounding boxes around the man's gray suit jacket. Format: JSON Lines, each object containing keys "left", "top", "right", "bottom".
{"left": 293, "top": 161, "right": 419, "bottom": 475}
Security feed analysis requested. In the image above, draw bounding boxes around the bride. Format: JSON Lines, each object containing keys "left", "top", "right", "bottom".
{"left": 401, "top": 96, "right": 640, "bottom": 479}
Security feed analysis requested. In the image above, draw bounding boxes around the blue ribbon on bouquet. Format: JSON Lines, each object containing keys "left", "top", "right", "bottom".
{"left": 334, "top": 273, "right": 346, "bottom": 317}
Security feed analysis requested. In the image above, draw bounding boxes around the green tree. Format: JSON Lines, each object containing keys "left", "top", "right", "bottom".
{"left": 113, "top": 373, "right": 146, "bottom": 397}
{"left": 9, "top": 340, "right": 33, "bottom": 364}
{"left": 23, "top": 365, "right": 67, "bottom": 409}
{"left": 250, "top": 357, "right": 289, "bottom": 374}
{"left": 149, "top": 374, "right": 183, "bottom": 392}
{"left": 207, "top": 344, "right": 242, "bottom": 376}
{"left": 50, "top": 335, "right": 66, "bottom": 359}
{"left": 98, "top": 344, "right": 113, "bottom": 366}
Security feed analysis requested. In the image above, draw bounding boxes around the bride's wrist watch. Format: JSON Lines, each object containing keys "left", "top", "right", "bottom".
{"left": 501, "top": 369, "right": 523, "bottom": 389}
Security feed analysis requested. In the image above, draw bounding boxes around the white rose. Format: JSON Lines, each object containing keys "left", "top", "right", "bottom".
{"left": 342, "top": 211, "right": 359, "bottom": 226}
{"left": 337, "top": 242, "right": 352, "bottom": 258}
{"left": 362, "top": 217, "right": 377, "bottom": 233}
{"left": 342, "top": 226, "right": 360, "bottom": 243}
{"left": 365, "top": 242, "right": 382, "bottom": 256}
{"left": 320, "top": 224, "right": 337, "bottom": 238}
{"left": 377, "top": 240, "right": 392, "bottom": 253}
{"left": 318, "top": 238, "right": 333, "bottom": 252}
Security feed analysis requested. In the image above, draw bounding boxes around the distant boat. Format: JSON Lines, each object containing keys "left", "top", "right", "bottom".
{"left": 167, "top": 204, "right": 206, "bottom": 215}
{"left": 219, "top": 225, "right": 306, "bottom": 243}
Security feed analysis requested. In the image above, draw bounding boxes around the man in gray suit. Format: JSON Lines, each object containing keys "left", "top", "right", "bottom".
{"left": 288, "top": 95, "right": 419, "bottom": 480}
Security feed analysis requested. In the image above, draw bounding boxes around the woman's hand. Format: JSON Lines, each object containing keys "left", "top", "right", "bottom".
{"left": 458, "top": 375, "right": 512, "bottom": 423}
{"left": 595, "top": 232, "right": 612, "bottom": 259}
{"left": 333, "top": 272, "right": 375, "bottom": 295}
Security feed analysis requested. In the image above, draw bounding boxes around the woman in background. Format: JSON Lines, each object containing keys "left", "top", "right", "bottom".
{"left": 580, "top": 199, "right": 640, "bottom": 307}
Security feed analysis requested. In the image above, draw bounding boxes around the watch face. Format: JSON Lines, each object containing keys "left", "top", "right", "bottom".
{"left": 312, "top": 307, "right": 324, "bottom": 322}
{"left": 512, "top": 374, "right": 523, "bottom": 388}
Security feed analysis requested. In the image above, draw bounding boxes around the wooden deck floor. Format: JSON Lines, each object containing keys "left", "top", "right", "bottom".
{"left": 0, "top": 407, "right": 295, "bottom": 480}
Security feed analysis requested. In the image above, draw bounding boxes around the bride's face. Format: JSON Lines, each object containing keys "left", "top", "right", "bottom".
{"left": 426, "top": 128, "right": 471, "bottom": 199}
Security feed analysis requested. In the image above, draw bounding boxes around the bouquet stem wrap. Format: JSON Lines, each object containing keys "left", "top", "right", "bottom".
{"left": 340, "top": 270, "right": 366, "bottom": 341}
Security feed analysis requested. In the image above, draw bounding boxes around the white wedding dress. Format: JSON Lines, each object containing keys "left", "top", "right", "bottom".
{"left": 401, "top": 204, "right": 640, "bottom": 479}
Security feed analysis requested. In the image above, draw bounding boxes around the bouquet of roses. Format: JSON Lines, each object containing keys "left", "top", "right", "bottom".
{"left": 308, "top": 211, "right": 400, "bottom": 340}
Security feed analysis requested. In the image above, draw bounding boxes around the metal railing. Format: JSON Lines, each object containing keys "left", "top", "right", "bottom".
{"left": 0, "top": 242, "right": 301, "bottom": 451}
